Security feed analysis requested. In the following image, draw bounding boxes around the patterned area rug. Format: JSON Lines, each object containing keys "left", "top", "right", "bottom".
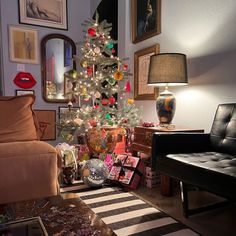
{"left": 61, "top": 181, "right": 200, "bottom": 236}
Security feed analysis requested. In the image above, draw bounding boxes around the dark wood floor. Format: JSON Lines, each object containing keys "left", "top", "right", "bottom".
{"left": 133, "top": 183, "right": 236, "bottom": 236}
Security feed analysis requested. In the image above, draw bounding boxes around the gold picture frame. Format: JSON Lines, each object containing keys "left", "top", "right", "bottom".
{"left": 132, "top": 0, "right": 161, "bottom": 44}
{"left": 18, "top": 0, "right": 68, "bottom": 30}
{"left": 34, "top": 110, "right": 56, "bottom": 140}
{"left": 9, "top": 25, "right": 39, "bottom": 64}
{"left": 134, "top": 44, "right": 160, "bottom": 100}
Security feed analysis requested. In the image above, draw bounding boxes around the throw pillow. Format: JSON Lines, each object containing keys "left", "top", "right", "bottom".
{"left": 0, "top": 94, "right": 39, "bottom": 142}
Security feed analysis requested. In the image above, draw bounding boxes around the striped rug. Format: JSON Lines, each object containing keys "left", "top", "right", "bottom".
{"left": 61, "top": 181, "right": 200, "bottom": 236}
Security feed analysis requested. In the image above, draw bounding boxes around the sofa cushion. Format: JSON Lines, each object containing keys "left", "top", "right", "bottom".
{"left": 0, "top": 95, "right": 38, "bottom": 142}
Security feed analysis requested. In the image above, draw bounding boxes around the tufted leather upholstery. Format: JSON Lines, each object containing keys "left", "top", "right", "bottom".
{"left": 152, "top": 103, "right": 236, "bottom": 203}
{"left": 211, "top": 104, "right": 236, "bottom": 155}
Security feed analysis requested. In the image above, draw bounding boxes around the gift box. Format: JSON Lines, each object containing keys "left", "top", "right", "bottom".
{"left": 107, "top": 154, "right": 145, "bottom": 189}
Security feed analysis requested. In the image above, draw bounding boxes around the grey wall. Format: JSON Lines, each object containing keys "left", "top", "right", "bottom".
{"left": 118, "top": 0, "right": 236, "bottom": 132}
{"left": 0, "top": 0, "right": 90, "bottom": 144}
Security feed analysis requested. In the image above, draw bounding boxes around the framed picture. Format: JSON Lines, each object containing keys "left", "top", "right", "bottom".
{"left": 15, "top": 89, "right": 35, "bottom": 96}
{"left": 58, "top": 106, "right": 80, "bottom": 119}
{"left": 9, "top": 26, "right": 39, "bottom": 64}
{"left": 132, "top": 0, "right": 161, "bottom": 43}
{"left": 34, "top": 110, "right": 56, "bottom": 140}
{"left": 134, "top": 44, "right": 160, "bottom": 100}
{"left": 18, "top": 0, "right": 68, "bottom": 30}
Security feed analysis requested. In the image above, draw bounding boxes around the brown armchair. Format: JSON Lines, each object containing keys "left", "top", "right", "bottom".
{"left": 0, "top": 95, "right": 60, "bottom": 204}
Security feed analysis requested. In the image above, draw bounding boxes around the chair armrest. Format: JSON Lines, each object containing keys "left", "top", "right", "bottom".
{"left": 151, "top": 132, "right": 212, "bottom": 169}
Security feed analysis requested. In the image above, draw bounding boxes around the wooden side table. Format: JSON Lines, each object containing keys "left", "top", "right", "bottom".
{"left": 132, "top": 126, "right": 204, "bottom": 196}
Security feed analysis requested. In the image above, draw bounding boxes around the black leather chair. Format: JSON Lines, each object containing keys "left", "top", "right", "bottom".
{"left": 151, "top": 103, "right": 236, "bottom": 217}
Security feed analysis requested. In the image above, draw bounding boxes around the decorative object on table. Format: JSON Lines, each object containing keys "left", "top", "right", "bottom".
{"left": 58, "top": 13, "right": 141, "bottom": 143}
{"left": 132, "top": 0, "right": 161, "bottom": 44}
{"left": 13, "top": 72, "right": 37, "bottom": 89}
{"left": 9, "top": 26, "right": 39, "bottom": 64}
{"left": 15, "top": 89, "right": 35, "bottom": 96}
{"left": 148, "top": 53, "right": 188, "bottom": 125}
{"left": 134, "top": 44, "right": 159, "bottom": 100}
{"left": 18, "top": 0, "right": 68, "bottom": 30}
{"left": 142, "top": 121, "right": 155, "bottom": 127}
{"left": 34, "top": 110, "right": 56, "bottom": 140}
{"left": 81, "top": 158, "right": 109, "bottom": 188}
{"left": 56, "top": 143, "right": 78, "bottom": 185}
{"left": 108, "top": 154, "right": 145, "bottom": 189}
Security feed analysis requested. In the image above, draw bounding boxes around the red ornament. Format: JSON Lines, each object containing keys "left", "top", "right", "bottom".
{"left": 101, "top": 98, "right": 109, "bottom": 106}
{"left": 109, "top": 96, "right": 116, "bottom": 105}
{"left": 13, "top": 72, "right": 36, "bottom": 89}
{"left": 125, "top": 81, "right": 131, "bottom": 93}
{"left": 111, "top": 48, "right": 116, "bottom": 54}
{"left": 87, "top": 67, "right": 93, "bottom": 76}
{"left": 88, "top": 27, "right": 96, "bottom": 37}
{"left": 123, "top": 64, "right": 128, "bottom": 71}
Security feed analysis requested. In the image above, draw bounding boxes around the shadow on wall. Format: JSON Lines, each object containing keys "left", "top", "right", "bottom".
{"left": 188, "top": 48, "right": 236, "bottom": 85}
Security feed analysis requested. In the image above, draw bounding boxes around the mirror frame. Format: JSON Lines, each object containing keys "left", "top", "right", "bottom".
{"left": 41, "top": 34, "right": 76, "bottom": 103}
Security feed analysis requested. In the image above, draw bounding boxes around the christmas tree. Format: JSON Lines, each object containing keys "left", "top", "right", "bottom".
{"left": 58, "top": 13, "right": 141, "bottom": 142}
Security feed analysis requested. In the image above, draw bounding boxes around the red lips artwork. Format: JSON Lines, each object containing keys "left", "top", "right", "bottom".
{"left": 13, "top": 72, "right": 36, "bottom": 89}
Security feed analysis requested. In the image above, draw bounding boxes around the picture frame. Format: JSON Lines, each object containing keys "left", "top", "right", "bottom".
{"left": 34, "top": 110, "right": 56, "bottom": 140}
{"left": 15, "top": 89, "right": 35, "bottom": 96}
{"left": 134, "top": 44, "right": 160, "bottom": 100}
{"left": 9, "top": 25, "right": 39, "bottom": 64}
{"left": 132, "top": 0, "right": 161, "bottom": 44}
{"left": 58, "top": 106, "right": 80, "bottom": 119}
{"left": 18, "top": 0, "right": 68, "bottom": 30}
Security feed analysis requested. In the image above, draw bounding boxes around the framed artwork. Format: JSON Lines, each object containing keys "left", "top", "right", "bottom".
{"left": 58, "top": 106, "right": 80, "bottom": 119}
{"left": 132, "top": 0, "right": 161, "bottom": 44}
{"left": 15, "top": 89, "right": 34, "bottom": 96}
{"left": 18, "top": 0, "right": 68, "bottom": 30}
{"left": 134, "top": 44, "right": 160, "bottom": 100}
{"left": 34, "top": 110, "right": 56, "bottom": 140}
{"left": 9, "top": 26, "right": 39, "bottom": 64}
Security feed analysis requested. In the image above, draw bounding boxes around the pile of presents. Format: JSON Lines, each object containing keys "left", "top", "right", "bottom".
{"left": 57, "top": 141, "right": 161, "bottom": 189}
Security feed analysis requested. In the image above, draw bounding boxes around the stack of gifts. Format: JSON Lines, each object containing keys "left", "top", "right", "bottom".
{"left": 108, "top": 154, "right": 145, "bottom": 189}
{"left": 145, "top": 166, "right": 160, "bottom": 188}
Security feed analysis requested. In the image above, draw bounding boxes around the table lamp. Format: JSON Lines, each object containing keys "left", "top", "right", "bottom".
{"left": 148, "top": 53, "right": 188, "bottom": 125}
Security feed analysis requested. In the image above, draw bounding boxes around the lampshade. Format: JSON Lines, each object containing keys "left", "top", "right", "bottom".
{"left": 147, "top": 53, "right": 188, "bottom": 125}
{"left": 148, "top": 53, "right": 188, "bottom": 86}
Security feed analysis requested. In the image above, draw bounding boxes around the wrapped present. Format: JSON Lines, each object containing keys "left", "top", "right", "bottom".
{"left": 107, "top": 154, "right": 145, "bottom": 189}
{"left": 146, "top": 177, "right": 159, "bottom": 188}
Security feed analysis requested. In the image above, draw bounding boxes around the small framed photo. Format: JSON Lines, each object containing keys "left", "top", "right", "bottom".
{"left": 18, "top": 0, "right": 68, "bottom": 30}
{"left": 134, "top": 44, "right": 160, "bottom": 100}
{"left": 9, "top": 25, "right": 39, "bottom": 64}
{"left": 15, "top": 89, "right": 35, "bottom": 96}
{"left": 58, "top": 106, "right": 80, "bottom": 119}
{"left": 132, "top": 0, "right": 161, "bottom": 44}
{"left": 34, "top": 110, "right": 56, "bottom": 140}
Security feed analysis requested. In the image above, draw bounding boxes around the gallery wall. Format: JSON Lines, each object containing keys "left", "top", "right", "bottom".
{"left": 98, "top": 0, "right": 236, "bottom": 133}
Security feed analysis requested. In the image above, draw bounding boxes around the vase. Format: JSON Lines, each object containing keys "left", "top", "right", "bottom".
{"left": 86, "top": 127, "right": 121, "bottom": 157}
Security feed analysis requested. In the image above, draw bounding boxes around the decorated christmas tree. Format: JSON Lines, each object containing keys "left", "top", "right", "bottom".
{"left": 58, "top": 13, "right": 141, "bottom": 143}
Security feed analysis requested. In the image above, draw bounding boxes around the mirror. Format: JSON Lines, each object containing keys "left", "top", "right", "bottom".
{"left": 41, "top": 34, "right": 76, "bottom": 103}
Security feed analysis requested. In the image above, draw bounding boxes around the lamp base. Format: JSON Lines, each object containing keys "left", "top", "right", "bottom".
{"left": 156, "top": 88, "right": 176, "bottom": 124}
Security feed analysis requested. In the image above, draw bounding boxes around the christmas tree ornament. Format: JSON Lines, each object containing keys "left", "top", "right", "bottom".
{"left": 107, "top": 77, "right": 116, "bottom": 85}
{"left": 80, "top": 59, "right": 88, "bottom": 68}
{"left": 125, "top": 81, "right": 131, "bottom": 92}
{"left": 87, "top": 67, "right": 93, "bottom": 76}
{"left": 94, "top": 47, "right": 101, "bottom": 54}
{"left": 105, "top": 113, "right": 111, "bottom": 120}
{"left": 109, "top": 96, "right": 116, "bottom": 105}
{"left": 94, "top": 91, "right": 101, "bottom": 98}
{"left": 106, "top": 42, "right": 114, "bottom": 49}
{"left": 69, "top": 69, "right": 78, "bottom": 78}
{"left": 123, "top": 64, "right": 128, "bottom": 71}
{"left": 127, "top": 98, "right": 134, "bottom": 105}
{"left": 88, "top": 27, "right": 96, "bottom": 37}
{"left": 113, "top": 71, "right": 124, "bottom": 81}
{"left": 101, "top": 98, "right": 109, "bottom": 106}
{"left": 81, "top": 87, "right": 87, "bottom": 96}
{"left": 111, "top": 48, "right": 116, "bottom": 54}
{"left": 83, "top": 94, "right": 90, "bottom": 101}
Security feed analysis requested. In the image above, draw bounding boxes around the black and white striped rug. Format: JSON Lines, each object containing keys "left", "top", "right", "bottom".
{"left": 61, "top": 181, "right": 200, "bottom": 236}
